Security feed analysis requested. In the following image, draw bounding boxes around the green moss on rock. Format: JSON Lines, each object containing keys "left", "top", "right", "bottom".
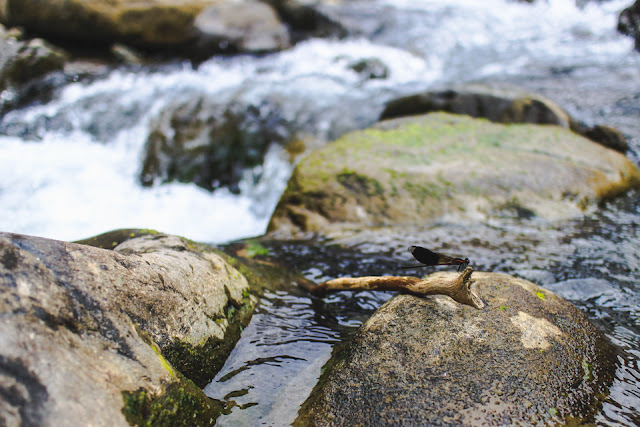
{"left": 122, "top": 379, "right": 223, "bottom": 427}
{"left": 162, "top": 293, "right": 253, "bottom": 389}
{"left": 268, "top": 112, "right": 640, "bottom": 235}
{"left": 74, "top": 229, "right": 161, "bottom": 249}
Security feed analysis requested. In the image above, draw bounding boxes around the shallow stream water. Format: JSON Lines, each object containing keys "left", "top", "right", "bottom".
{"left": 1, "top": 0, "right": 639, "bottom": 424}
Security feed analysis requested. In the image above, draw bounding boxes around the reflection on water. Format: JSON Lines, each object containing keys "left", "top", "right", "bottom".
{"left": 252, "top": 191, "right": 640, "bottom": 425}
{"left": 204, "top": 292, "right": 342, "bottom": 426}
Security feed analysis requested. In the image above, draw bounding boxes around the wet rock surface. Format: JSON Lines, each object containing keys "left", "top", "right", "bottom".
{"left": 0, "top": 25, "right": 66, "bottom": 92}
{"left": 298, "top": 272, "right": 617, "bottom": 425}
{"left": 0, "top": 0, "right": 346, "bottom": 59}
{"left": 140, "top": 95, "right": 295, "bottom": 193}
{"left": 0, "top": 231, "right": 255, "bottom": 425}
{"left": 268, "top": 112, "right": 640, "bottom": 237}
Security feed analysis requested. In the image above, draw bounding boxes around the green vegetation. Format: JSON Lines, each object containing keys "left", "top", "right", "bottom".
{"left": 122, "top": 380, "right": 223, "bottom": 427}
{"left": 245, "top": 241, "right": 270, "bottom": 258}
{"left": 163, "top": 292, "right": 254, "bottom": 389}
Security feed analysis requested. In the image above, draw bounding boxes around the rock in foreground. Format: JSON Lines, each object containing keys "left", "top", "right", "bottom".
{"left": 0, "top": 231, "right": 254, "bottom": 426}
{"left": 298, "top": 272, "right": 616, "bottom": 425}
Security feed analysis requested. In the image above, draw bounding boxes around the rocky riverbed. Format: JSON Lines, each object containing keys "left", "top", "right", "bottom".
{"left": 2, "top": 0, "right": 640, "bottom": 425}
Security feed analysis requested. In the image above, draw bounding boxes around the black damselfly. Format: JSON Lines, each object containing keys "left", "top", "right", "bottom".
{"left": 402, "top": 245, "right": 469, "bottom": 272}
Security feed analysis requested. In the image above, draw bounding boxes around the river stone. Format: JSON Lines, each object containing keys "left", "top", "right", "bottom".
{"left": 0, "top": 231, "right": 255, "bottom": 426}
{"left": 194, "top": 1, "right": 290, "bottom": 53}
{"left": 0, "top": 30, "right": 66, "bottom": 92}
{"left": 381, "top": 85, "right": 629, "bottom": 152}
{"left": 0, "top": 0, "right": 215, "bottom": 49}
{"left": 267, "top": 112, "right": 640, "bottom": 236}
{"left": 140, "top": 95, "right": 294, "bottom": 193}
{"left": 618, "top": 0, "right": 640, "bottom": 51}
{"left": 297, "top": 272, "right": 616, "bottom": 425}
{"left": 263, "top": 0, "right": 347, "bottom": 42}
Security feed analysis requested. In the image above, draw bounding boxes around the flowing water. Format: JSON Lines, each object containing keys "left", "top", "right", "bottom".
{"left": 1, "top": 0, "right": 639, "bottom": 424}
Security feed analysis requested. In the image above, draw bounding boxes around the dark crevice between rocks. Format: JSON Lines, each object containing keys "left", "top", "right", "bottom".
{"left": 73, "top": 228, "right": 162, "bottom": 250}
{"left": 121, "top": 328, "right": 226, "bottom": 426}
{"left": 0, "top": 355, "right": 49, "bottom": 427}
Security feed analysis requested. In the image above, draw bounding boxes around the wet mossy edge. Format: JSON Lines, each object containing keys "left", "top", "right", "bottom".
{"left": 162, "top": 289, "right": 254, "bottom": 389}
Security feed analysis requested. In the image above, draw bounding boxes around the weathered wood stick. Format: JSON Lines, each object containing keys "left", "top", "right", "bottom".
{"left": 311, "top": 267, "right": 484, "bottom": 309}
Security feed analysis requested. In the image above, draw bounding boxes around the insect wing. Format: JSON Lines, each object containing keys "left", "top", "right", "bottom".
{"left": 408, "top": 245, "right": 456, "bottom": 266}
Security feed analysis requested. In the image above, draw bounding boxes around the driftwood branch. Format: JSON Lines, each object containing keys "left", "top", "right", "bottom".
{"left": 311, "top": 267, "right": 484, "bottom": 309}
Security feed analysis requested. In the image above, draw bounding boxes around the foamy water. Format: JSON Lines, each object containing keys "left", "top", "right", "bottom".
{"left": 0, "top": 0, "right": 635, "bottom": 244}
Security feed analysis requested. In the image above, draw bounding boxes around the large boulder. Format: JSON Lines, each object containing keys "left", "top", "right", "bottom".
{"left": 140, "top": 96, "right": 295, "bottom": 193}
{"left": 380, "top": 85, "right": 629, "bottom": 152}
{"left": 268, "top": 113, "right": 640, "bottom": 237}
{"left": 0, "top": 0, "right": 345, "bottom": 58}
{"left": 0, "top": 231, "right": 255, "bottom": 425}
{"left": 298, "top": 272, "right": 616, "bottom": 425}
{"left": 619, "top": 0, "right": 640, "bottom": 51}
{"left": 1, "top": 0, "right": 214, "bottom": 49}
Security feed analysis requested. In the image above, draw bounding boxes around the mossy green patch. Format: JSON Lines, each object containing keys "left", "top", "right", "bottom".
{"left": 163, "top": 293, "right": 254, "bottom": 388}
{"left": 74, "top": 228, "right": 161, "bottom": 249}
{"left": 245, "top": 241, "right": 270, "bottom": 258}
{"left": 121, "top": 379, "right": 223, "bottom": 427}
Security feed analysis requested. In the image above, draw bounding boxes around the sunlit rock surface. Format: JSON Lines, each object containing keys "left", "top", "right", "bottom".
{"left": 0, "top": 231, "right": 255, "bottom": 425}
{"left": 268, "top": 112, "right": 640, "bottom": 237}
{"left": 298, "top": 272, "right": 616, "bottom": 425}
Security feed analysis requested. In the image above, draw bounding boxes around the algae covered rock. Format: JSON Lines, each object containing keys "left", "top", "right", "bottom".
{"left": 298, "top": 272, "right": 616, "bottom": 425}
{"left": 268, "top": 113, "right": 640, "bottom": 236}
{"left": 0, "top": 231, "right": 255, "bottom": 426}
{"left": 380, "top": 84, "right": 629, "bottom": 152}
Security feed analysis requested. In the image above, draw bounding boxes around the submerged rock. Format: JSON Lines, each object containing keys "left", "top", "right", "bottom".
{"left": 380, "top": 85, "right": 629, "bottom": 152}
{"left": 0, "top": 231, "right": 255, "bottom": 425}
{"left": 298, "top": 272, "right": 616, "bottom": 425}
{"left": 268, "top": 113, "right": 640, "bottom": 237}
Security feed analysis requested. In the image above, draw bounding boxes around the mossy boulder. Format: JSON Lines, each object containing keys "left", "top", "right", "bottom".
{"left": 268, "top": 113, "right": 640, "bottom": 237}
{"left": 0, "top": 0, "right": 345, "bottom": 58}
{"left": 380, "top": 85, "right": 629, "bottom": 152}
{"left": 1, "top": 0, "right": 214, "bottom": 50}
{"left": 298, "top": 272, "right": 616, "bottom": 425}
{"left": 0, "top": 231, "right": 256, "bottom": 425}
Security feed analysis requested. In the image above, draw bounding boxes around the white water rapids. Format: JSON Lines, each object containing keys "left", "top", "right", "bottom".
{"left": 0, "top": 0, "right": 636, "bottom": 243}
